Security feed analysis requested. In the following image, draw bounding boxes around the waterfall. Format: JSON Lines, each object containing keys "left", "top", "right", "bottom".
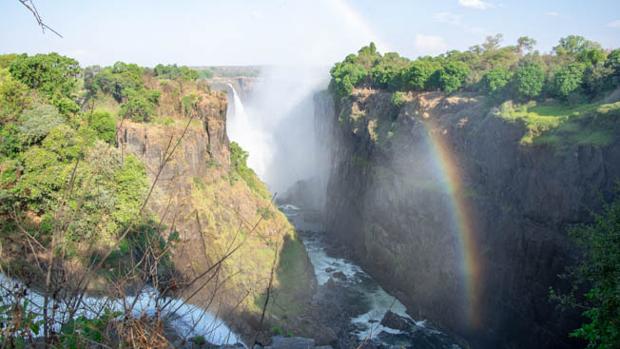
{"left": 225, "top": 67, "right": 331, "bottom": 207}
{"left": 226, "top": 83, "right": 274, "bottom": 181}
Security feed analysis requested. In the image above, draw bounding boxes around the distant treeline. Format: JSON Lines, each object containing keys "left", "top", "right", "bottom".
{"left": 329, "top": 35, "right": 620, "bottom": 103}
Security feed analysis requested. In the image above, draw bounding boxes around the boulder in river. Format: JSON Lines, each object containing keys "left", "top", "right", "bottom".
{"left": 380, "top": 310, "right": 415, "bottom": 331}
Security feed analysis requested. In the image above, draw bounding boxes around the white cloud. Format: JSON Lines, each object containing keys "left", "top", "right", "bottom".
{"left": 608, "top": 19, "right": 620, "bottom": 28}
{"left": 433, "top": 12, "right": 462, "bottom": 25}
{"left": 414, "top": 34, "right": 448, "bottom": 55}
{"left": 545, "top": 11, "right": 560, "bottom": 17}
{"left": 458, "top": 0, "right": 492, "bottom": 10}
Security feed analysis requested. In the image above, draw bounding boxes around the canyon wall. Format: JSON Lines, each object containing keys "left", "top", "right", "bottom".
{"left": 117, "top": 86, "right": 317, "bottom": 342}
{"left": 319, "top": 88, "right": 620, "bottom": 348}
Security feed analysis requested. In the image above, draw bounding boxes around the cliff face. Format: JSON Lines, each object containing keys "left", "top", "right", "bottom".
{"left": 320, "top": 89, "right": 620, "bottom": 348}
{"left": 117, "top": 87, "right": 316, "bottom": 341}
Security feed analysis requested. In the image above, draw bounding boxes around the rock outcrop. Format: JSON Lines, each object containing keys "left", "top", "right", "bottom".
{"left": 319, "top": 88, "right": 620, "bottom": 348}
{"left": 118, "top": 84, "right": 316, "bottom": 343}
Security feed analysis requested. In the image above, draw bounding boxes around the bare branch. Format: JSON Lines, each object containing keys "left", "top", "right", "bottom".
{"left": 18, "top": 0, "right": 63, "bottom": 38}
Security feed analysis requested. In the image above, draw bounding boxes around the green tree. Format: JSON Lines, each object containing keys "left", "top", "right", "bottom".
{"left": 87, "top": 110, "right": 117, "bottom": 144}
{"left": 18, "top": 103, "right": 65, "bottom": 145}
{"left": 370, "top": 52, "right": 409, "bottom": 90}
{"left": 0, "top": 68, "right": 30, "bottom": 124}
{"left": 119, "top": 89, "right": 157, "bottom": 122}
{"left": 329, "top": 55, "right": 368, "bottom": 96}
{"left": 434, "top": 61, "right": 470, "bottom": 94}
{"left": 9, "top": 53, "right": 79, "bottom": 103}
{"left": 565, "top": 200, "right": 620, "bottom": 348}
{"left": 93, "top": 62, "right": 145, "bottom": 103}
{"left": 402, "top": 59, "right": 440, "bottom": 91}
{"left": 513, "top": 61, "right": 545, "bottom": 99}
{"left": 605, "top": 49, "right": 620, "bottom": 88}
{"left": 480, "top": 67, "right": 512, "bottom": 96}
{"left": 554, "top": 36, "right": 602, "bottom": 59}
{"left": 552, "top": 63, "right": 586, "bottom": 100}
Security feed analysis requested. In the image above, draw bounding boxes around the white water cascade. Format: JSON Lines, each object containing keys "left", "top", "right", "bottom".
{"left": 225, "top": 67, "right": 331, "bottom": 200}
{"left": 0, "top": 273, "right": 243, "bottom": 346}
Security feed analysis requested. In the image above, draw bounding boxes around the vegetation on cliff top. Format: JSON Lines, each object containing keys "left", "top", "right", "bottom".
{"left": 330, "top": 36, "right": 620, "bottom": 146}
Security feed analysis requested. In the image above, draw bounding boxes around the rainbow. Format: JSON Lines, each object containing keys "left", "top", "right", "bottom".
{"left": 421, "top": 118, "right": 483, "bottom": 329}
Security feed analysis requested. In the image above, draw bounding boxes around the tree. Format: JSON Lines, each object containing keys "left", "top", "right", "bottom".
{"left": 435, "top": 61, "right": 470, "bottom": 94}
{"left": 517, "top": 36, "right": 537, "bottom": 55}
{"left": 513, "top": 61, "right": 545, "bottom": 99}
{"left": 87, "top": 110, "right": 116, "bottom": 144}
{"left": 480, "top": 67, "right": 512, "bottom": 96}
{"left": 402, "top": 59, "right": 440, "bottom": 91}
{"left": 564, "top": 200, "right": 620, "bottom": 348}
{"left": 0, "top": 68, "right": 30, "bottom": 123}
{"left": 370, "top": 52, "right": 409, "bottom": 90}
{"left": 18, "top": 102, "right": 65, "bottom": 145}
{"left": 554, "top": 36, "right": 603, "bottom": 66}
{"left": 329, "top": 55, "right": 368, "bottom": 96}
{"left": 605, "top": 49, "right": 620, "bottom": 88}
{"left": 119, "top": 89, "right": 158, "bottom": 122}
{"left": 482, "top": 34, "right": 503, "bottom": 52}
{"left": 9, "top": 53, "right": 79, "bottom": 101}
{"left": 551, "top": 63, "right": 585, "bottom": 100}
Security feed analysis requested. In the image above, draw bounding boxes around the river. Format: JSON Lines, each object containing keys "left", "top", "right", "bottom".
{"left": 279, "top": 203, "right": 463, "bottom": 349}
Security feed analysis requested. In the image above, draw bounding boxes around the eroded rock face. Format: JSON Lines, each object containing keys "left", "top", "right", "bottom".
{"left": 119, "top": 88, "right": 315, "bottom": 343}
{"left": 319, "top": 89, "right": 620, "bottom": 348}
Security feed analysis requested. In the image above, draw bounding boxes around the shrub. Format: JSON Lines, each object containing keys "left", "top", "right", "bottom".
{"left": 119, "top": 89, "right": 157, "bottom": 122}
{"left": 391, "top": 91, "right": 407, "bottom": 107}
{"left": 513, "top": 61, "right": 545, "bottom": 100}
{"left": 0, "top": 68, "right": 30, "bottom": 123}
{"left": 551, "top": 63, "right": 586, "bottom": 100}
{"left": 18, "top": 103, "right": 65, "bottom": 145}
{"left": 402, "top": 59, "right": 440, "bottom": 91}
{"left": 435, "top": 61, "right": 470, "bottom": 94}
{"left": 87, "top": 110, "right": 117, "bottom": 144}
{"left": 480, "top": 67, "right": 512, "bottom": 96}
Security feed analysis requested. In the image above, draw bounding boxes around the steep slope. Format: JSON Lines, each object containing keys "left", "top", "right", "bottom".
{"left": 319, "top": 88, "right": 620, "bottom": 348}
{"left": 102, "top": 80, "right": 317, "bottom": 342}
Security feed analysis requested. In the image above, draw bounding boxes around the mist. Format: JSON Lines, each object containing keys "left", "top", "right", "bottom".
{"left": 224, "top": 0, "right": 385, "bottom": 204}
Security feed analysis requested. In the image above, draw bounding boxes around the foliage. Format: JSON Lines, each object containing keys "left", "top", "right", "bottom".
{"left": 329, "top": 54, "right": 369, "bottom": 96}
{"left": 562, "top": 200, "right": 620, "bottom": 348}
{"left": 552, "top": 63, "right": 586, "bottom": 100}
{"left": 17, "top": 102, "right": 65, "bottom": 145}
{"left": 329, "top": 35, "right": 619, "bottom": 106}
{"left": 513, "top": 61, "right": 545, "bottom": 100}
{"left": 480, "top": 67, "right": 512, "bottom": 96}
{"left": 87, "top": 110, "right": 117, "bottom": 144}
{"left": 402, "top": 59, "right": 440, "bottom": 91}
{"left": 0, "top": 68, "right": 30, "bottom": 124}
{"left": 9, "top": 53, "right": 79, "bottom": 104}
{"left": 435, "top": 61, "right": 471, "bottom": 94}
{"left": 391, "top": 91, "right": 408, "bottom": 107}
{"left": 230, "top": 141, "right": 270, "bottom": 198}
{"left": 91, "top": 62, "right": 145, "bottom": 103}
{"left": 370, "top": 52, "right": 409, "bottom": 90}
{"left": 154, "top": 64, "right": 199, "bottom": 80}
{"left": 119, "top": 89, "right": 159, "bottom": 122}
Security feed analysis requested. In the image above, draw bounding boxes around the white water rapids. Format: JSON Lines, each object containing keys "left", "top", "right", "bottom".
{"left": 0, "top": 273, "right": 243, "bottom": 346}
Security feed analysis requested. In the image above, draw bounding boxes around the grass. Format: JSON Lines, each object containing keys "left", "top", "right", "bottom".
{"left": 498, "top": 100, "right": 620, "bottom": 146}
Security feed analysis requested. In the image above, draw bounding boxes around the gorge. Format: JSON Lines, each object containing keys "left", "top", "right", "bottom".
{"left": 2, "top": 2, "right": 620, "bottom": 346}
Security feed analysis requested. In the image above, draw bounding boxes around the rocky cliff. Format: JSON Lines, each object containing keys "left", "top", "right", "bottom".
{"left": 319, "top": 88, "right": 620, "bottom": 348}
{"left": 112, "top": 82, "right": 316, "bottom": 343}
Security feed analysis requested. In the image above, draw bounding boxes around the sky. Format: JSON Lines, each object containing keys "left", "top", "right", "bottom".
{"left": 1, "top": 0, "right": 619, "bottom": 67}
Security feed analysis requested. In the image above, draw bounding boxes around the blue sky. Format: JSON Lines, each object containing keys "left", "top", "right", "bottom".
{"left": 1, "top": 0, "right": 619, "bottom": 66}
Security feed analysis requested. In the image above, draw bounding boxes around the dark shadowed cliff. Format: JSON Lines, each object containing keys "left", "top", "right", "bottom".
{"left": 318, "top": 88, "right": 620, "bottom": 348}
